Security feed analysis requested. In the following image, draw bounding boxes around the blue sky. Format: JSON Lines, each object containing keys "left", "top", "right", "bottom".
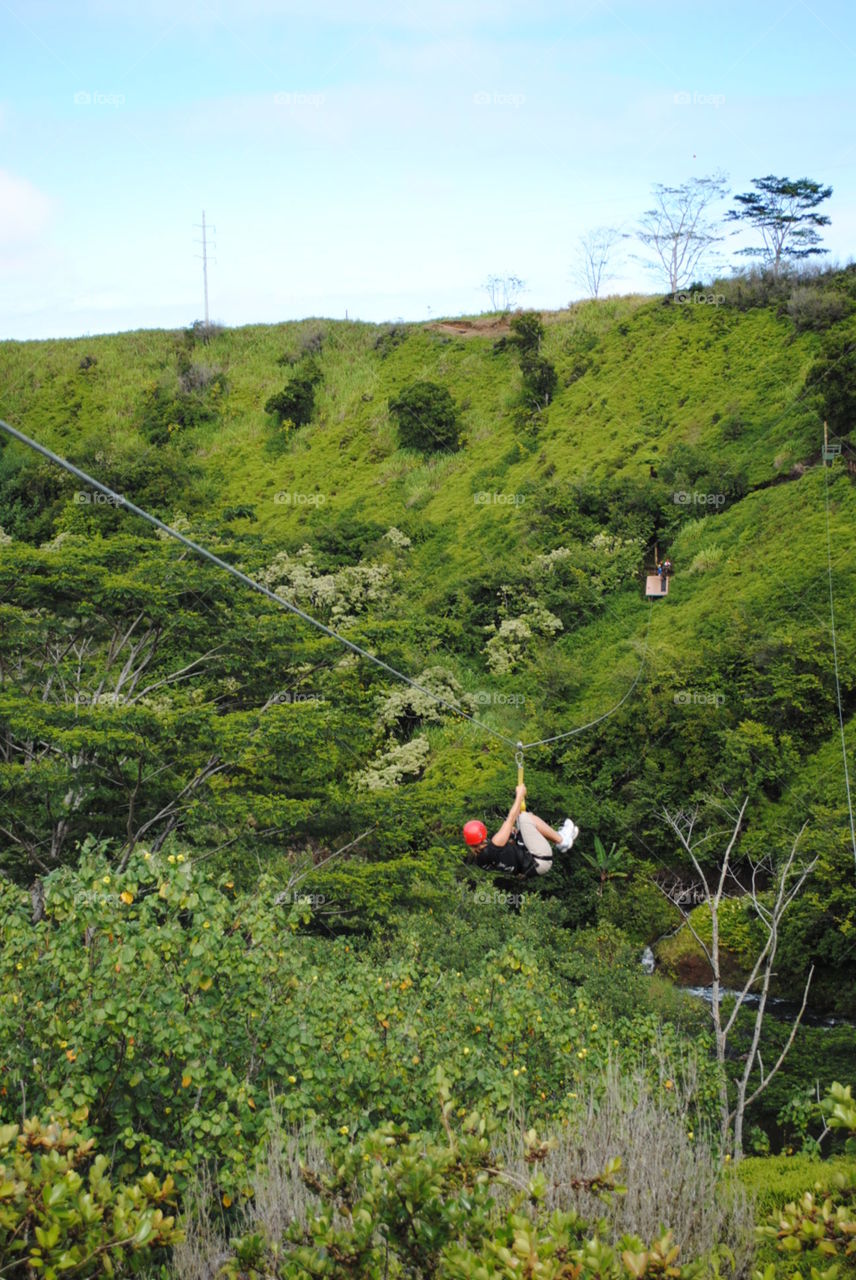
{"left": 1, "top": 0, "right": 854, "bottom": 339}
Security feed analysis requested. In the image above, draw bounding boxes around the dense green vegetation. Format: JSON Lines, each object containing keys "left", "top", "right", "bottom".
{"left": 1, "top": 264, "right": 855, "bottom": 1275}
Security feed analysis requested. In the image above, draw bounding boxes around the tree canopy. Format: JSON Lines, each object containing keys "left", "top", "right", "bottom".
{"left": 726, "top": 175, "right": 833, "bottom": 275}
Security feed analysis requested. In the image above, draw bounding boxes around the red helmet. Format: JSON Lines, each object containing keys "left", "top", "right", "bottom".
{"left": 462, "top": 820, "right": 488, "bottom": 846}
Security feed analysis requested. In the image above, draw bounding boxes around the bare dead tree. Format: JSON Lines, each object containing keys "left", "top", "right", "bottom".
{"left": 636, "top": 173, "right": 729, "bottom": 293}
{"left": 572, "top": 226, "right": 627, "bottom": 299}
{"left": 657, "top": 798, "right": 817, "bottom": 1160}
{"left": 483, "top": 274, "right": 526, "bottom": 313}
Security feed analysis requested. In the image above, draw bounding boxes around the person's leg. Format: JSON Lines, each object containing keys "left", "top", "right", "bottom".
{"left": 527, "top": 814, "right": 560, "bottom": 844}
{"left": 519, "top": 810, "right": 560, "bottom": 849}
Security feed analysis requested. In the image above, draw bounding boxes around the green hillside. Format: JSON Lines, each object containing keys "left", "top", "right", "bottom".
{"left": 2, "top": 272, "right": 856, "bottom": 1277}
{"left": 1, "top": 284, "right": 853, "bottom": 832}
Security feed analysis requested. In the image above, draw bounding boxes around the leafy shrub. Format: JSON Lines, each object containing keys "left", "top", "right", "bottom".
{"left": 356, "top": 735, "right": 431, "bottom": 790}
{"left": 720, "top": 405, "right": 747, "bottom": 440}
{"left": 377, "top": 666, "right": 476, "bottom": 736}
{"left": 313, "top": 512, "right": 385, "bottom": 566}
{"left": 373, "top": 323, "right": 409, "bottom": 357}
{"left": 786, "top": 285, "right": 852, "bottom": 333}
{"left": 715, "top": 267, "right": 797, "bottom": 312}
{"left": 388, "top": 381, "right": 461, "bottom": 453}
{"left": 140, "top": 364, "right": 225, "bottom": 444}
{"left": 660, "top": 442, "right": 747, "bottom": 510}
{"left": 259, "top": 545, "right": 392, "bottom": 624}
{"left": 0, "top": 449, "right": 66, "bottom": 542}
{"left": 0, "top": 1115, "right": 180, "bottom": 1277}
{"left": 599, "top": 868, "right": 681, "bottom": 946}
{"left": 265, "top": 364, "right": 322, "bottom": 428}
{"left": 299, "top": 326, "right": 326, "bottom": 358}
{"left": 186, "top": 319, "right": 224, "bottom": 346}
{"left": 557, "top": 923, "right": 658, "bottom": 1021}
{"left": 520, "top": 351, "right": 559, "bottom": 406}
{"left": 509, "top": 311, "right": 545, "bottom": 355}
{"left": 223, "top": 503, "right": 257, "bottom": 521}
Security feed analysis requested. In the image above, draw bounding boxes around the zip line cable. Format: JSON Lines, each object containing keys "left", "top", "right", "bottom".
{"left": 520, "top": 601, "right": 653, "bottom": 751}
{"left": 0, "top": 418, "right": 649, "bottom": 761}
{"left": 822, "top": 452, "right": 856, "bottom": 873}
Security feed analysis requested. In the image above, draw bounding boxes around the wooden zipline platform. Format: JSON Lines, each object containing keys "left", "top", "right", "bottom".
{"left": 645, "top": 574, "right": 669, "bottom": 597}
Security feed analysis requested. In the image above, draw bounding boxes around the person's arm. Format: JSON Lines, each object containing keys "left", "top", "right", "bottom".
{"left": 491, "top": 785, "right": 526, "bottom": 847}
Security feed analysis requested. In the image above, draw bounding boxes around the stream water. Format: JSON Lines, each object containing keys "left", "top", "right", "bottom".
{"left": 679, "top": 984, "right": 852, "bottom": 1028}
{"left": 639, "top": 948, "right": 852, "bottom": 1028}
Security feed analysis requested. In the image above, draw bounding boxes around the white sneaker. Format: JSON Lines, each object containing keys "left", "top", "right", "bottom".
{"left": 556, "top": 818, "right": 579, "bottom": 852}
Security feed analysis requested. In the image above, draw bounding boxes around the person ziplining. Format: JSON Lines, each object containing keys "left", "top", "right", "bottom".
{"left": 462, "top": 785, "right": 578, "bottom": 878}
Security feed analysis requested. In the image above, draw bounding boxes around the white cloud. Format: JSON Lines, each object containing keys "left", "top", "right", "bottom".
{"left": 0, "top": 170, "right": 51, "bottom": 246}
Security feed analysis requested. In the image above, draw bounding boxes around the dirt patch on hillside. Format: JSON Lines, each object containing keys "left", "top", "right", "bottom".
{"left": 429, "top": 315, "right": 514, "bottom": 338}
{"left": 428, "top": 309, "right": 571, "bottom": 339}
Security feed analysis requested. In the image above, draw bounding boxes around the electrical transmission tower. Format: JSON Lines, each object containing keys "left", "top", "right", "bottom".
{"left": 193, "top": 211, "right": 216, "bottom": 327}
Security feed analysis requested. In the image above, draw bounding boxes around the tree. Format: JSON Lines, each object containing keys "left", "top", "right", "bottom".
{"left": 726, "top": 175, "right": 832, "bottom": 276}
{"left": 636, "top": 174, "right": 729, "bottom": 293}
{"left": 572, "top": 226, "right": 626, "bottom": 299}
{"left": 508, "top": 311, "right": 543, "bottom": 355}
{"left": 0, "top": 535, "right": 336, "bottom": 882}
{"left": 658, "top": 799, "right": 817, "bottom": 1161}
{"left": 805, "top": 328, "right": 856, "bottom": 434}
{"left": 265, "top": 360, "right": 322, "bottom": 427}
{"left": 483, "top": 274, "right": 526, "bottom": 312}
{"left": 388, "top": 382, "right": 460, "bottom": 453}
{"left": 507, "top": 312, "right": 559, "bottom": 410}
